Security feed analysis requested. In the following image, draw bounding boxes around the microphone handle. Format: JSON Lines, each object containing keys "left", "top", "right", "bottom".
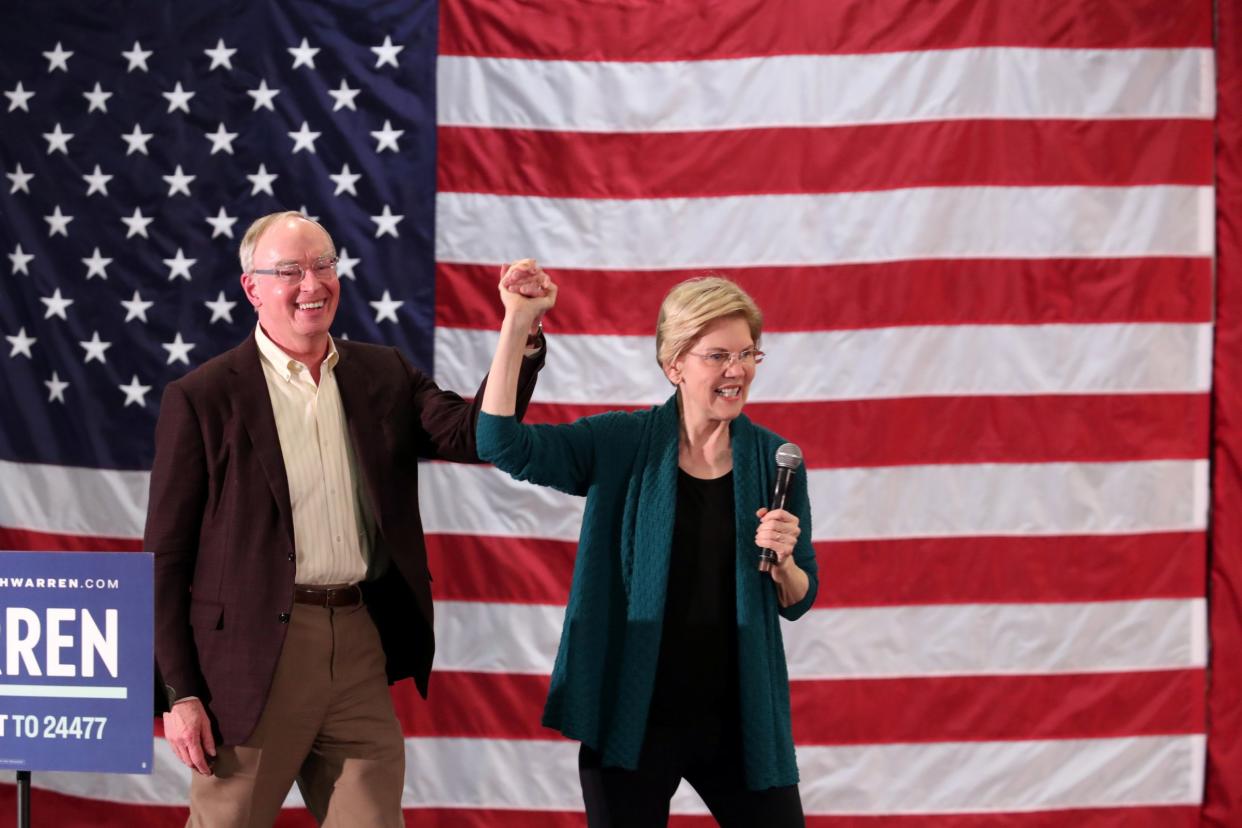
{"left": 759, "top": 466, "right": 795, "bottom": 572}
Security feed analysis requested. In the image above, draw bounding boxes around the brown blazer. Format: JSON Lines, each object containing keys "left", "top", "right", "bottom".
{"left": 145, "top": 332, "right": 543, "bottom": 745}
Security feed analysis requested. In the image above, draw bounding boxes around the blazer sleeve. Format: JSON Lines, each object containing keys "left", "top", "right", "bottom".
{"left": 401, "top": 341, "right": 546, "bottom": 463}
{"left": 145, "top": 381, "right": 210, "bottom": 709}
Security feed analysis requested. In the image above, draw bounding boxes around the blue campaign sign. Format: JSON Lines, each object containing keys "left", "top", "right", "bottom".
{"left": 0, "top": 551, "right": 153, "bottom": 774}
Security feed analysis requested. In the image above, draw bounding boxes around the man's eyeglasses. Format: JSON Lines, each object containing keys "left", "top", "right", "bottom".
{"left": 251, "top": 256, "right": 340, "bottom": 284}
{"left": 686, "top": 348, "right": 765, "bottom": 368}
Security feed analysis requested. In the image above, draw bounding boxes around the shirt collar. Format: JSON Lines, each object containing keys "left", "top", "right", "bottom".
{"left": 254, "top": 323, "right": 339, "bottom": 382}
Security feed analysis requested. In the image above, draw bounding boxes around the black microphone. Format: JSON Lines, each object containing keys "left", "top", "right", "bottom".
{"left": 759, "top": 443, "right": 803, "bottom": 573}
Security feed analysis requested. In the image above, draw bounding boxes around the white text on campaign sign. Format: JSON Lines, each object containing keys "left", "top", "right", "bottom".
{"left": 0, "top": 552, "right": 152, "bottom": 774}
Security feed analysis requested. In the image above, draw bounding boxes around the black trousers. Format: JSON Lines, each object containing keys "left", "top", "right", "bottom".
{"left": 578, "top": 724, "right": 805, "bottom": 827}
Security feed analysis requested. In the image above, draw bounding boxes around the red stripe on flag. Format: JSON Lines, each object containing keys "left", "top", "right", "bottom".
{"left": 427, "top": 533, "right": 575, "bottom": 605}
{"left": 402, "top": 812, "right": 585, "bottom": 828}
{"left": 392, "top": 669, "right": 1203, "bottom": 744}
{"left": 792, "top": 810, "right": 1198, "bottom": 828}
{"left": 524, "top": 395, "right": 1210, "bottom": 468}
{"left": 0, "top": 788, "right": 592, "bottom": 828}
{"left": 436, "top": 258, "right": 1213, "bottom": 334}
{"left": 439, "top": 121, "right": 1213, "bottom": 199}
{"left": 791, "top": 670, "right": 1205, "bottom": 745}
{"left": 426, "top": 531, "right": 1204, "bottom": 607}
{"left": 394, "top": 672, "right": 553, "bottom": 739}
{"left": 440, "top": 0, "right": 1210, "bottom": 59}
{"left": 0, "top": 786, "right": 1202, "bottom": 827}
{"left": 817, "top": 532, "right": 1206, "bottom": 607}
{"left": 0, "top": 788, "right": 191, "bottom": 828}
{"left": 0, "top": 526, "right": 143, "bottom": 552}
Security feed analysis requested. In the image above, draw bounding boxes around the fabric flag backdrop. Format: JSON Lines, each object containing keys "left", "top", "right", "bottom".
{"left": 0, "top": 0, "right": 1235, "bottom": 825}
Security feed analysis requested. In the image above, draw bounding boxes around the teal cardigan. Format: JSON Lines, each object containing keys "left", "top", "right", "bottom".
{"left": 477, "top": 395, "right": 818, "bottom": 790}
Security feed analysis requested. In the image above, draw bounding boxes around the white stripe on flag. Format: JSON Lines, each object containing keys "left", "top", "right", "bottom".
{"left": 10, "top": 733, "right": 1205, "bottom": 814}
{"left": 419, "top": 460, "right": 1207, "bottom": 542}
{"left": 0, "top": 458, "right": 147, "bottom": 539}
{"left": 438, "top": 48, "right": 1215, "bottom": 131}
{"left": 431, "top": 598, "right": 1207, "bottom": 678}
{"left": 434, "top": 324, "right": 1214, "bottom": 405}
{"left": 435, "top": 187, "right": 1212, "bottom": 269}
{"left": 0, "top": 455, "right": 1204, "bottom": 542}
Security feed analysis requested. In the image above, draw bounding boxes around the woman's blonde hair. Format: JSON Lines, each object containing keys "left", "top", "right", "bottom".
{"left": 655, "top": 276, "right": 763, "bottom": 369}
{"left": 238, "top": 210, "right": 335, "bottom": 273}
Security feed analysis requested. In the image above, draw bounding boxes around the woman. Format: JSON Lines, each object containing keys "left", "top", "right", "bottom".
{"left": 480, "top": 262, "right": 817, "bottom": 826}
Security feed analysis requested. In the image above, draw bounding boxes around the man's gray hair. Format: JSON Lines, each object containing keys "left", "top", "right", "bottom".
{"left": 238, "top": 210, "right": 335, "bottom": 273}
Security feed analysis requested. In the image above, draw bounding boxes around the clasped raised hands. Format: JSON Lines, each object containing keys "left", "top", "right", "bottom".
{"left": 499, "top": 258, "right": 557, "bottom": 334}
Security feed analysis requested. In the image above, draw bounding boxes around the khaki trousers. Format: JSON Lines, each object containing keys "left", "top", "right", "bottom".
{"left": 187, "top": 602, "right": 405, "bottom": 827}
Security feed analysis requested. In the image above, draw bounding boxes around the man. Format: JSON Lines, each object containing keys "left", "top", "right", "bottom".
{"left": 146, "top": 211, "right": 547, "bottom": 826}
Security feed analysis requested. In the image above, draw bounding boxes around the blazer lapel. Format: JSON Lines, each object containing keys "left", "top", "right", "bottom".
{"left": 230, "top": 335, "right": 295, "bottom": 546}
{"left": 333, "top": 342, "right": 387, "bottom": 534}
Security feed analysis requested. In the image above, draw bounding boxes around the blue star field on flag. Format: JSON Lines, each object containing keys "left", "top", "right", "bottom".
{"left": 0, "top": 1, "right": 439, "bottom": 471}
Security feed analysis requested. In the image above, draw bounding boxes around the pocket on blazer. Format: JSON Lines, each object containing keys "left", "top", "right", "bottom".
{"left": 189, "top": 599, "right": 225, "bottom": 631}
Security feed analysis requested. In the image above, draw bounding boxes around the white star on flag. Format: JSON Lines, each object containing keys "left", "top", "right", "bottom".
{"left": 288, "top": 121, "right": 321, "bottom": 154}
{"left": 327, "top": 79, "right": 361, "bottom": 111}
{"left": 44, "top": 205, "right": 73, "bottom": 237}
{"left": 43, "top": 41, "right": 73, "bottom": 72}
{"left": 204, "top": 39, "right": 237, "bottom": 70}
{"left": 6, "top": 163, "right": 33, "bottom": 194}
{"left": 83, "top": 165, "right": 113, "bottom": 196}
{"left": 83, "top": 248, "right": 113, "bottom": 280}
{"left": 247, "top": 79, "right": 281, "bottom": 111}
{"left": 369, "top": 290, "right": 403, "bottom": 323}
{"left": 329, "top": 163, "right": 361, "bottom": 196}
{"left": 206, "top": 207, "right": 238, "bottom": 239}
{"left": 79, "top": 331, "right": 112, "bottom": 364}
{"left": 205, "top": 291, "right": 238, "bottom": 323}
{"left": 163, "top": 248, "right": 197, "bottom": 281}
{"left": 121, "top": 290, "right": 154, "bottom": 323}
{"left": 6, "top": 327, "right": 36, "bottom": 358}
{"left": 335, "top": 248, "right": 359, "bottom": 280}
{"left": 288, "top": 38, "right": 319, "bottom": 69}
{"left": 206, "top": 122, "right": 238, "bottom": 155}
{"left": 299, "top": 206, "right": 319, "bottom": 222}
{"left": 44, "top": 371, "right": 69, "bottom": 404}
{"left": 9, "top": 244, "right": 34, "bottom": 275}
{"left": 370, "top": 205, "right": 403, "bottom": 238}
{"left": 370, "top": 119, "right": 403, "bottom": 153}
{"left": 162, "top": 165, "right": 195, "bottom": 197}
{"left": 4, "top": 81, "right": 35, "bottom": 112}
{"left": 247, "top": 164, "right": 279, "bottom": 196}
{"left": 121, "top": 40, "right": 152, "bottom": 72}
{"left": 371, "top": 35, "right": 404, "bottom": 68}
{"left": 119, "top": 375, "right": 152, "bottom": 407}
{"left": 121, "top": 123, "right": 154, "bottom": 155}
{"left": 163, "top": 82, "right": 195, "bottom": 114}
{"left": 40, "top": 288, "right": 74, "bottom": 320}
{"left": 43, "top": 123, "right": 74, "bottom": 154}
{"left": 121, "top": 207, "right": 154, "bottom": 239}
{"left": 83, "top": 82, "right": 112, "bottom": 113}
{"left": 161, "top": 332, "right": 196, "bottom": 365}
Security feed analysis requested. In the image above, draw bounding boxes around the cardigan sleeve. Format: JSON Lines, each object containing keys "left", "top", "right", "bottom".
{"left": 778, "top": 461, "right": 819, "bottom": 621}
{"left": 477, "top": 411, "right": 599, "bottom": 497}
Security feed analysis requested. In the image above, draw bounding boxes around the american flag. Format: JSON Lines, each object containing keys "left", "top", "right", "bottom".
{"left": 1, "top": 0, "right": 1235, "bottom": 825}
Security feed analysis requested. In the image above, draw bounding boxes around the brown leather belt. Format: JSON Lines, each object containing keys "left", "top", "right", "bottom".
{"left": 293, "top": 584, "right": 363, "bottom": 607}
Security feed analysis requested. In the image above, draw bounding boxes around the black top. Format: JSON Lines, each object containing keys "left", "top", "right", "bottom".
{"left": 646, "top": 468, "right": 740, "bottom": 742}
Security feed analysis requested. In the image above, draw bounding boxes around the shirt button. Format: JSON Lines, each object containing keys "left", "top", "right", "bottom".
{"left": 278, "top": 612, "right": 290, "bottom": 623}
{"left": 287, "top": 552, "right": 295, "bottom": 561}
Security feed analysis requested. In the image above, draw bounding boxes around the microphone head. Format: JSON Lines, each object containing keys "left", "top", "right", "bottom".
{"left": 775, "top": 442, "right": 803, "bottom": 470}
